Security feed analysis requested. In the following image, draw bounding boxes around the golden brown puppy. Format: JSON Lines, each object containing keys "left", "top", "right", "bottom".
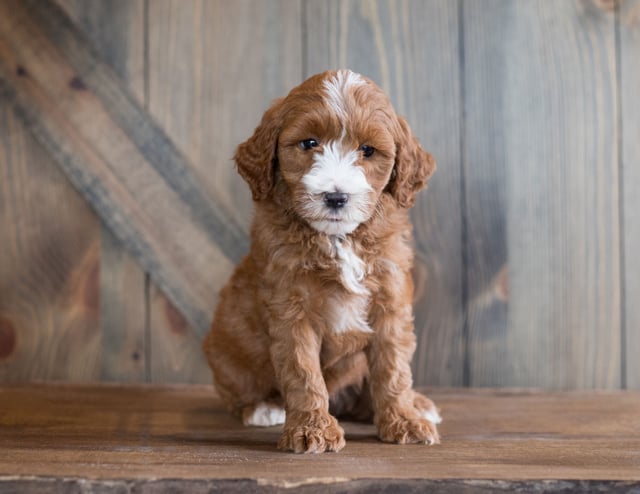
{"left": 203, "top": 69, "right": 440, "bottom": 453}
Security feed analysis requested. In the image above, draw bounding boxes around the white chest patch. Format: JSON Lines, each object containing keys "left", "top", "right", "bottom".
{"left": 326, "top": 293, "right": 372, "bottom": 334}
{"left": 326, "top": 237, "right": 372, "bottom": 334}
{"left": 332, "top": 237, "right": 368, "bottom": 295}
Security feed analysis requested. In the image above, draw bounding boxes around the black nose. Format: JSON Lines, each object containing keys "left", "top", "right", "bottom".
{"left": 324, "top": 192, "right": 349, "bottom": 209}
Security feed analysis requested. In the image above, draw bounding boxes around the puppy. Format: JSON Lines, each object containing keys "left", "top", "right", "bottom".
{"left": 203, "top": 69, "right": 440, "bottom": 453}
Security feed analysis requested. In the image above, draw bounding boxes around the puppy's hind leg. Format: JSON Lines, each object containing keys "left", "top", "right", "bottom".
{"left": 242, "top": 399, "right": 286, "bottom": 427}
{"left": 204, "top": 328, "right": 284, "bottom": 427}
{"left": 204, "top": 320, "right": 283, "bottom": 426}
{"left": 202, "top": 275, "right": 282, "bottom": 426}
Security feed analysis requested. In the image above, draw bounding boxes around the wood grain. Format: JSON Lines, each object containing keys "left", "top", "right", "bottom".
{"left": 0, "top": 0, "right": 635, "bottom": 390}
{"left": 55, "top": 0, "right": 145, "bottom": 103}
{"left": 464, "top": 0, "right": 620, "bottom": 388}
{"left": 0, "top": 384, "right": 638, "bottom": 490}
{"left": 147, "top": 0, "right": 303, "bottom": 231}
{"left": 58, "top": 0, "right": 214, "bottom": 383}
{"left": 0, "top": 0, "right": 239, "bottom": 337}
{"left": 460, "top": 0, "right": 509, "bottom": 387}
{"left": 149, "top": 285, "right": 211, "bottom": 384}
{"left": 98, "top": 230, "right": 149, "bottom": 381}
{"left": 0, "top": 107, "right": 101, "bottom": 381}
{"left": 620, "top": 0, "right": 640, "bottom": 390}
{"left": 57, "top": 0, "right": 149, "bottom": 382}
{"left": 305, "top": 0, "right": 465, "bottom": 387}
{"left": 145, "top": 0, "right": 303, "bottom": 381}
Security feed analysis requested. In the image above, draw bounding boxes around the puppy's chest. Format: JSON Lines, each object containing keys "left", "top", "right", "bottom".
{"left": 327, "top": 236, "right": 368, "bottom": 295}
{"left": 322, "top": 237, "right": 372, "bottom": 335}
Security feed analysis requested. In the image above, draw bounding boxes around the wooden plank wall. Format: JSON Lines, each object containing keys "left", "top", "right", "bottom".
{"left": 145, "top": 0, "right": 302, "bottom": 382}
{"left": 620, "top": 0, "right": 640, "bottom": 389}
{"left": 0, "top": 94, "right": 101, "bottom": 381}
{"left": 464, "top": 1, "right": 620, "bottom": 388}
{"left": 0, "top": 0, "right": 636, "bottom": 389}
{"left": 58, "top": 0, "right": 149, "bottom": 383}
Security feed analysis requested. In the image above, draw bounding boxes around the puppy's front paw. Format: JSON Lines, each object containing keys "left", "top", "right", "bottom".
{"left": 377, "top": 409, "right": 440, "bottom": 445}
{"left": 278, "top": 412, "right": 345, "bottom": 454}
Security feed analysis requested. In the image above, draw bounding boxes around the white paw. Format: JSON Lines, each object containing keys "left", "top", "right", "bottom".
{"left": 243, "top": 402, "right": 286, "bottom": 427}
{"left": 420, "top": 407, "right": 442, "bottom": 425}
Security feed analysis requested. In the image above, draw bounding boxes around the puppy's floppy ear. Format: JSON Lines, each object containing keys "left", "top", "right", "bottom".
{"left": 234, "top": 98, "right": 284, "bottom": 201}
{"left": 387, "top": 116, "right": 436, "bottom": 208}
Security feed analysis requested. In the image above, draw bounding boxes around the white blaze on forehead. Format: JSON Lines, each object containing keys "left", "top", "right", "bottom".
{"left": 302, "top": 141, "right": 371, "bottom": 196}
{"left": 323, "top": 70, "right": 365, "bottom": 125}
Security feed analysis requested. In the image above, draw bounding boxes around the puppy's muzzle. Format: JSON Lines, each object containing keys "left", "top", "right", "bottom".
{"left": 324, "top": 192, "right": 349, "bottom": 209}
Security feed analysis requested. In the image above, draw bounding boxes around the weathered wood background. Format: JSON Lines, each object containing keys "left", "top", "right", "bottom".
{"left": 0, "top": 0, "right": 637, "bottom": 389}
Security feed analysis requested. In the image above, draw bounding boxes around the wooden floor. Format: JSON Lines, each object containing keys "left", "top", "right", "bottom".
{"left": 0, "top": 384, "right": 639, "bottom": 492}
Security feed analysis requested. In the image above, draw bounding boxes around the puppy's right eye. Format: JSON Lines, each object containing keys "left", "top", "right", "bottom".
{"left": 300, "top": 139, "right": 319, "bottom": 150}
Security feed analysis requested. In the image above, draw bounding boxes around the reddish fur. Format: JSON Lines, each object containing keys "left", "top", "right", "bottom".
{"left": 203, "top": 70, "right": 439, "bottom": 453}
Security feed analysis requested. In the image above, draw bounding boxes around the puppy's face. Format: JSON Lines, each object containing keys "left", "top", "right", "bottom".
{"left": 277, "top": 71, "right": 397, "bottom": 235}
{"left": 235, "top": 70, "right": 435, "bottom": 235}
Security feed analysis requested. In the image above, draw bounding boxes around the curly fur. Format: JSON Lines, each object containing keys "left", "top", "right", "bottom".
{"left": 203, "top": 70, "right": 440, "bottom": 453}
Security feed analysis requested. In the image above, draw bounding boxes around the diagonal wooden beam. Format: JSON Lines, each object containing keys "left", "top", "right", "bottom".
{"left": 0, "top": 0, "right": 249, "bottom": 337}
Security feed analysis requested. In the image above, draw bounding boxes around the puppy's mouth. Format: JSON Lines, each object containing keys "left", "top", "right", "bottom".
{"left": 298, "top": 192, "right": 372, "bottom": 236}
{"left": 323, "top": 212, "right": 350, "bottom": 224}
{"left": 308, "top": 216, "right": 361, "bottom": 236}
{"left": 310, "top": 216, "right": 343, "bottom": 226}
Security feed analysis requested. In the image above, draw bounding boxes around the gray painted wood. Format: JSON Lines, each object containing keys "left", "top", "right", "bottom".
{"left": 144, "top": 0, "right": 303, "bottom": 381}
{"left": 146, "top": 0, "right": 303, "bottom": 382}
{"left": 464, "top": 0, "right": 621, "bottom": 388}
{"left": 149, "top": 285, "right": 211, "bottom": 384}
{"left": 0, "top": 0, "right": 236, "bottom": 338}
{"left": 18, "top": 0, "right": 249, "bottom": 264}
{"left": 0, "top": 106, "right": 101, "bottom": 381}
{"left": 147, "top": 0, "right": 303, "bottom": 231}
{"left": 0, "top": 0, "right": 634, "bottom": 389}
{"left": 57, "top": 0, "right": 149, "bottom": 382}
{"left": 305, "top": 0, "right": 465, "bottom": 387}
{"left": 620, "top": 0, "right": 640, "bottom": 390}
{"left": 462, "top": 0, "right": 510, "bottom": 387}
{"left": 56, "top": 0, "right": 145, "bottom": 103}
{"left": 98, "top": 228, "right": 149, "bottom": 382}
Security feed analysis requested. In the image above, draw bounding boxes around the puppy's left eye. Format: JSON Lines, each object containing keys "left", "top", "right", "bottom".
{"left": 359, "top": 145, "right": 375, "bottom": 158}
{"left": 300, "top": 139, "right": 319, "bottom": 150}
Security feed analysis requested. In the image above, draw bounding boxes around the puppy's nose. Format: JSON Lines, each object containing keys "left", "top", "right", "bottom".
{"left": 324, "top": 192, "right": 349, "bottom": 209}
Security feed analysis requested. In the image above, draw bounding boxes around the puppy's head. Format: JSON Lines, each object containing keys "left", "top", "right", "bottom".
{"left": 235, "top": 70, "right": 435, "bottom": 235}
